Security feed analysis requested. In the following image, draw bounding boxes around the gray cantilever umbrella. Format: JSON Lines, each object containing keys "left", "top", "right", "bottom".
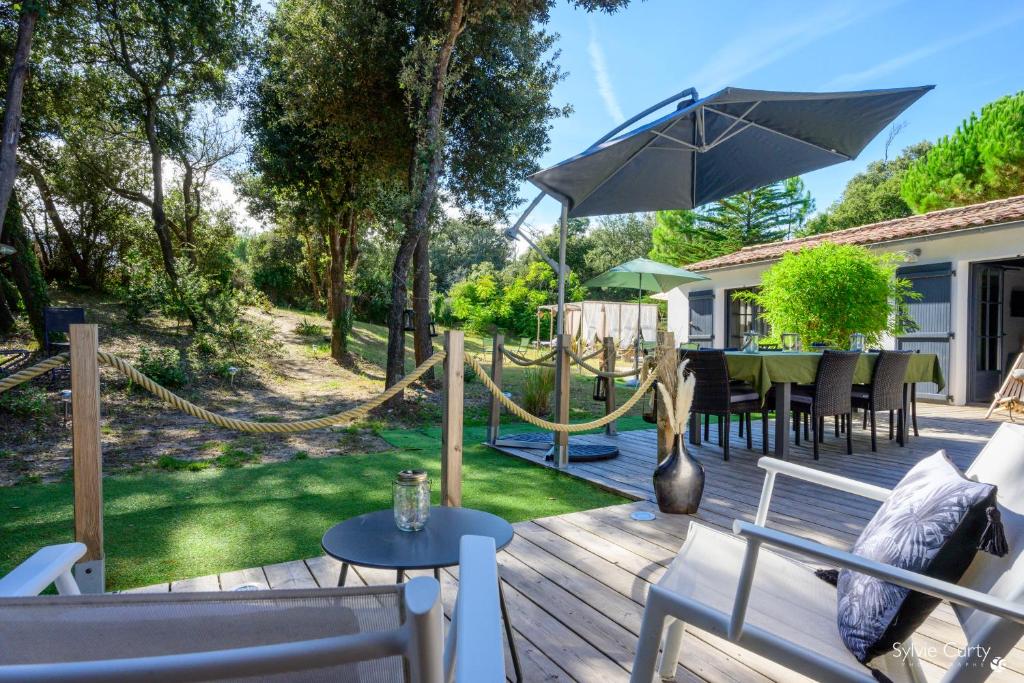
{"left": 529, "top": 85, "right": 933, "bottom": 218}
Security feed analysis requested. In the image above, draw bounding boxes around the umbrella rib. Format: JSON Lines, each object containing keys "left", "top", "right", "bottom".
{"left": 703, "top": 105, "right": 852, "bottom": 160}
{"left": 703, "top": 101, "right": 761, "bottom": 150}
{"left": 569, "top": 127, "right": 670, "bottom": 214}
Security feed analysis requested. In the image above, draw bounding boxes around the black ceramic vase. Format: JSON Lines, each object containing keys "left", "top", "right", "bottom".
{"left": 653, "top": 433, "right": 705, "bottom": 514}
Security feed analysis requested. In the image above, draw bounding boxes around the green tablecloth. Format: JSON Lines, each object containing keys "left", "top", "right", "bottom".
{"left": 723, "top": 351, "right": 945, "bottom": 401}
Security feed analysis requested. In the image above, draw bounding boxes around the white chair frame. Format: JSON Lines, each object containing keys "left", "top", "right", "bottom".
{"left": 632, "top": 454, "right": 1024, "bottom": 683}
{"left": 0, "top": 536, "right": 503, "bottom": 683}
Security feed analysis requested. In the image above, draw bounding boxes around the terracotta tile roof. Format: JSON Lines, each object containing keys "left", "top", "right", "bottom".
{"left": 686, "top": 194, "right": 1024, "bottom": 271}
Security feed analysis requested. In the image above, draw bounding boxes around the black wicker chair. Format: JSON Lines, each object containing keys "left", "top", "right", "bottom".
{"left": 681, "top": 350, "right": 767, "bottom": 460}
{"left": 790, "top": 350, "right": 860, "bottom": 460}
{"left": 851, "top": 350, "right": 912, "bottom": 451}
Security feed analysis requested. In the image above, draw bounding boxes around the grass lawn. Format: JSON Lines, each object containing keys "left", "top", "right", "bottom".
{"left": 0, "top": 423, "right": 628, "bottom": 590}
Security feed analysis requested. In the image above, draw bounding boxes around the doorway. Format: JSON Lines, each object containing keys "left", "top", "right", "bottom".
{"left": 969, "top": 258, "right": 1024, "bottom": 403}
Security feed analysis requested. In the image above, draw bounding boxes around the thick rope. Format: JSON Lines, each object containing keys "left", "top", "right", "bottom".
{"left": 565, "top": 347, "right": 640, "bottom": 378}
{"left": 0, "top": 353, "right": 69, "bottom": 393}
{"left": 466, "top": 354, "right": 655, "bottom": 433}
{"left": 96, "top": 350, "right": 446, "bottom": 433}
{"left": 501, "top": 347, "right": 556, "bottom": 367}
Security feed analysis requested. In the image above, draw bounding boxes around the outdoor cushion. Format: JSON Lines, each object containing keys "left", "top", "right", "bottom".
{"left": 730, "top": 391, "right": 760, "bottom": 403}
{"left": 836, "top": 450, "right": 999, "bottom": 663}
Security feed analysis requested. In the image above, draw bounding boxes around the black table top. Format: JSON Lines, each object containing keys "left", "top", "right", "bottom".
{"left": 321, "top": 506, "right": 514, "bottom": 570}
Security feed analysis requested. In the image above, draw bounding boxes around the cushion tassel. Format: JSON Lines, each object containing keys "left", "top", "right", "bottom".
{"left": 979, "top": 506, "right": 1009, "bottom": 557}
{"left": 814, "top": 568, "right": 839, "bottom": 585}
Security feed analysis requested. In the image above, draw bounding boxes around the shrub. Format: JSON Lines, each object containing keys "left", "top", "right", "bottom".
{"left": 294, "top": 318, "right": 322, "bottom": 337}
{"left": 157, "top": 456, "right": 210, "bottom": 472}
{"left": 136, "top": 347, "right": 188, "bottom": 388}
{"left": 736, "top": 243, "right": 919, "bottom": 348}
{"left": 0, "top": 386, "right": 54, "bottom": 419}
{"left": 521, "top": 367, "right": 556, "bottom": 417}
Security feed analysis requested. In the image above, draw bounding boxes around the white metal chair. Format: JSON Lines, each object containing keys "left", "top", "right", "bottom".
{"left": 0, "top": 535, "right": 504, "bottom": 683}
{"left": 632, "top": 422, "right": 1024, "bottom": 683}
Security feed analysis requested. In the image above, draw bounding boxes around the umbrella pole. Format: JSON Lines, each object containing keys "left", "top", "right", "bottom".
{"left": 634, "top": 282, "right": 642, "bottom": 375}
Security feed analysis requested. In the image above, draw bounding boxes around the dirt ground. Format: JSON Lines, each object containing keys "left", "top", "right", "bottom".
{"left": 0, "top": 295, "right": 440, "bottom": 486}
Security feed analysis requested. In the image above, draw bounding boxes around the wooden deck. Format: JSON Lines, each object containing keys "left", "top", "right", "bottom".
{"left": 124, "top": 404, "right": 1024, "bottom": 682}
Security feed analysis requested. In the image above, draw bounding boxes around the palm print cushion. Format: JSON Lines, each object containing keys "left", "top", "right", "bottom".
{"left": 837, "top": 450, "right": 997, "bottom": 662}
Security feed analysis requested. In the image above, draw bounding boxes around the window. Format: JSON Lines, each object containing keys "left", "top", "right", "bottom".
{"left": 727, "top": 287, "right": 769, "bottom": 349}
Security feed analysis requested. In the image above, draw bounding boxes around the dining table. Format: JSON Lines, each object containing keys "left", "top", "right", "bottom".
{"left": 686, "top": 350, "right": 945, "bottom": 458}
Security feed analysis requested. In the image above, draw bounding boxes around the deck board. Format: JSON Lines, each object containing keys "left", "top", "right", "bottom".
{"left": 150, "top": 404, "right": 1024, "bottom": 681}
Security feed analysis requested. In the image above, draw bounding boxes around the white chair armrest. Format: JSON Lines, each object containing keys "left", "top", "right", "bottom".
{"left": 445, "top": 535, "right": 503, "bottom": 683}
{"left": 757, "top": 457, "right": 892, "bottom": 501}
{"left": 733, "top": 521, "right": 1024, "bottom": 626}
{"left": 753, "top": 457, "right": 891, "bottom": 525}
{"left": 0, "top": 542, "right": 85, "bottom": 597}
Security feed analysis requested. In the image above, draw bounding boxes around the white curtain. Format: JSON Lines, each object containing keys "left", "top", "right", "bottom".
{"left": 603, "top": 305, "right": 620, "bottom": 348}
{"left": 580, "top": 302, "right": 603, "bottom": 346}
{"left": 619, "top": 304, "right": 639, "bottom": 349}
{"left": 566, "top": 307, "right": 582, "bottom": 339}
{"left": 640, "top": 305, "right": 659, "bottom": 344}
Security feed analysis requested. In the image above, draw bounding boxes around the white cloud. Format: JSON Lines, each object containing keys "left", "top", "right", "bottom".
{"left": 823, "top": 11, "right": 1024, "bottom": 89}
{"left": 688, "top": 0, "right": 900, "bottom": 94}
{"left": 588, "top": 20, "right": 625, "bottom": 124}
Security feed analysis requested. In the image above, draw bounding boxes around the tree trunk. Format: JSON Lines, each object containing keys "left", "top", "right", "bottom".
{"left": 384, "top": 0, "right": 466, "bottom": 396}
{"left": 180, "top": 162, "right": 198, "bottom": 266}
{"left": 0, "top": 280, "right": 15, "bottom": 335}
{"left": 302, "top": 231, "right": 322, "bottom": 307}
{"left": 26, "top": 164, "right": 96, "bottom": 289}
{"left": 328, "top": 209, "right": 355, "bottom": 362}
{"left": 412, "top": 231, "right": 434, "bottom": 380}
{"left": 0, "top": 9, "right": 37, "bottom": 239}
{"left": 4, "top": 194, "right": 46, "bottom": 343}
{"left": 143, "top": 97, "right": 178, "bottom": 283}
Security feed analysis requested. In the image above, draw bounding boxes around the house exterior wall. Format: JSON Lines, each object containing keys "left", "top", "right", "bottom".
{"left": 666, "top": 219, "right": 1024, "bottom": 405}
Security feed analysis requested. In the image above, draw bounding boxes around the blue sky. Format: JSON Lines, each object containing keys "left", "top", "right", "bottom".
{"left": 514, "top": 0, "right": 1024, "bottom": 232}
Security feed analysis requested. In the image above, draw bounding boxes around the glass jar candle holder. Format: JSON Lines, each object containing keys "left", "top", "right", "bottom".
{"left": 393, "top": 469, "right": 430, "bottom": 532}
{"left": 849, "top": 333, "right": 866, "bottom": 352}
{"left": 781, "top": 332, "right": 800, "bottom": 352}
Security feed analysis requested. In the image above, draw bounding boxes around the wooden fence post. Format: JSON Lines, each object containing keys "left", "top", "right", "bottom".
{"left": 656, "top": 331, "right": 676, "bottom": 464}
{"left": 441, "top": 331, "right": 464, "bottom": 507}
{"left": 70, "top": 324, "right": 104, "bottom": 593}
{"left": 552, "top": 332, "right": 571, "bottom": 468}
{"left": 487, "top": 333, "right": 503, "bottom": 445}
{"left": 603, "top": 336, "right": 617, "bottom": 436}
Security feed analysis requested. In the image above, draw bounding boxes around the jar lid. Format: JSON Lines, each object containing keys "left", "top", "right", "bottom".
{"left": 396, "top": 469, "right": 428, "bottom": 483}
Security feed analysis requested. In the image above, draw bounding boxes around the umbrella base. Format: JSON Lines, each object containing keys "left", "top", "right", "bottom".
{"left": 493, "top": 432, "right": 619, "bottom": 462}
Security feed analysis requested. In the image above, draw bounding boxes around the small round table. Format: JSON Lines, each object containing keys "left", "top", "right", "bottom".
{"left": 322, "top": 506, "right": 521, "bottom": 681}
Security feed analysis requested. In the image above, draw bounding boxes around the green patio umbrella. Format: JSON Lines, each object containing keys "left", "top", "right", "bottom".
{"left": 584, "top": 258, "right": 707, "bottom": 372}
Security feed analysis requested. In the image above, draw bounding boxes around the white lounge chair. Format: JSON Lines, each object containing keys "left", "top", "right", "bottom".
{"left": 0, "top": 535, "right": 504, "bottom": 683}
{"left": 632, "top": 422, "right": 1024, "bottom": 683}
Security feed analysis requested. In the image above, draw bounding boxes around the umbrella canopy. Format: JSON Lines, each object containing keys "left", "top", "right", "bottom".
{"left": 584, "top": 258, "right": 707, "bottom": 292}
{"left": 529, "top": 85, "right": 933, "bottom": 218}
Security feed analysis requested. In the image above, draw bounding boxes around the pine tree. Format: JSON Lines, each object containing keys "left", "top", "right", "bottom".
{"left": 649, "top": 178, "right": 813, "bottom": 266}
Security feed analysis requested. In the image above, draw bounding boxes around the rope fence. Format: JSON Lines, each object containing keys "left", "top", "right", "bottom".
{"left": 2, "top": 340, "right": 657, "bottom": 435}
{"left": 565, "top": 347, "right": 641, "bottom": 378}
{"left": 0, "top": 349, "right": 445, "bottom": 434}
{"left": 500, "top": 347, "right": 556, "bottom": 367}
{"left": 466, "top": 354, "right": 655, "bottom": 433}
{"left": 0, "top": 353, "right": 69, "bottom": 393}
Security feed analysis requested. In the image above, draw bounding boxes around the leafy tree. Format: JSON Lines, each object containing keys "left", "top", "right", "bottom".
{"left": 429, "top": 214, "right": 512, "bottom": 294}
{"left": 448, "top": 260, "right": 585, "bottom": 337}
{"left": 245, "top": 0, "right": 411, "bottom": 361}
{"left": 86, "top": 0, "right": 257, "bottom": 285}
{"left": 735, "top": 243, "right": 918, "bottom": 348}
{"left": 800, "top": 142, "right": 931, "bottom": 235}
{"left": 383, "top": 0, "right": 629, "bottom": 395}
{"left": 582, "top": 214, "right": 655, "bottom": 280}
{"left": 649, "top": 178, "right": 813, "bottom": 266}
{"left": 902, "top": 92, "right": 1024, "bottom": 212}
